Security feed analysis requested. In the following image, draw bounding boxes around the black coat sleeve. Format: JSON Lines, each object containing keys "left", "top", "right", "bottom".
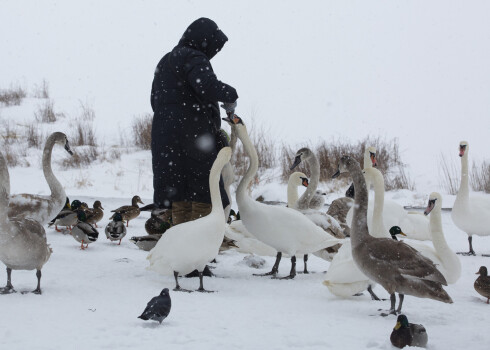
{"left": 185, "top": 52, "right": 238, "bottom": 103}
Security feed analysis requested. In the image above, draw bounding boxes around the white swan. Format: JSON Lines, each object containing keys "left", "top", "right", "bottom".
{"left": 0, "top": 151, "right": 52, "bottom": 294}
{"left": 418, "top": 192, "right": 461, "bottom": 284}
{"left": 224, "top": 172, "right": 309, "bottom": 258}
{"left": 8, "top": 132, "right": 73, "bottom": 225}
{"left": 147, "top": 147, "right": 232, "bottom": 292}
{"left": 225, "top": 115, "right": 343, "bottom": 279}
{"left": 451, "top": 141, "right": 490, "bottom": 255}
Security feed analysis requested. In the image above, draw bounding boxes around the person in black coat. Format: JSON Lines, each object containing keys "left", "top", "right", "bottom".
{"left": 151, "top": 18, "right": 238, "bottom": 225}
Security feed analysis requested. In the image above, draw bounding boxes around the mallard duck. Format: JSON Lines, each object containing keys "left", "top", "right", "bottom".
{"left": 110, "top": 195, "right": 144, "bottom": 227}
{"left": 104, "top": 212, "right": 126, "bottom": 245}
{"left": 475, "top": 266, "right": 490, "bottom": 304}
{"left": 48, "top": 197, "right": 71, "bottom": 231}
{"left": 333, "top": 155, "right": 452, "bottom": 315}
{"left": 86, "top": 200, "right": 104, "bottom": 228}
{"left": 71, "top": 210, "right": 99, "bottom": 250}
{"left": 0, "top": 151, "right": 52, "bottom": 294}
{"left": 48, "top": 199, "right": 84, "bottom": 232}
{"left": 8, "top": 132, "right": 73, "bottom": 225}
{"left": 130, "top": 235, "right": 163, "bottom": 251}
{"left": 390, "top": 314, "right": 428, "bottom": 348}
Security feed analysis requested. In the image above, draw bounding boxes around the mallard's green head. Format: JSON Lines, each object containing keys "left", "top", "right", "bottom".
{"left": 389, "top": 226, "right": 407, "bottom": 240}
{"left": 114, "top": 213, "right": 123, "bottom": 222}
{"left": 394, "top": 315, "right": 410, "bottom": 330}
{"left": 71, "top": 200, "right": 82, "bottom": 210}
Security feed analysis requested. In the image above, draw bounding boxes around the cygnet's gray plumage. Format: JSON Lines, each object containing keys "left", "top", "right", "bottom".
{"left": 335, "top": 155, "right": 452, "bottom": 315}
{"left": 0, "top": 151, "right": 52, "bottom": 294}
{"left": 138, "top": 288, "right": 172, "bottom": 324}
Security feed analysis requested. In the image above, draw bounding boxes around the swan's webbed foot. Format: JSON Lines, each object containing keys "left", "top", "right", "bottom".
{"left": 254, "top": 252, "right": 281, "bottom": 277}
{"left": 173, "top": 286, "right": 193, "bottom": 293}
{"left": 275, "top": 273, "right": 296, "bottom": 280}
{"left": 196, "top": 287, "right": 215, "bottom": 293}
{"left": 379, "top": 309, "right": 398, "bottom": 317}
{"left": 253, "top": 270, "right": 277, "bottom": 277}
{"left": 0, "top": 286, "right": 16, "bottom": 294}
{"left": 457, "top": 250, "right": 476, "bottom": 256}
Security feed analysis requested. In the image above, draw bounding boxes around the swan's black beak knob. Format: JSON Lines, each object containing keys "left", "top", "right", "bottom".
{"left": 332, "top": 168, "right": 341, "bottom": 179}
{"left": 290, "top": 155, "right": 302, "bottom": 170}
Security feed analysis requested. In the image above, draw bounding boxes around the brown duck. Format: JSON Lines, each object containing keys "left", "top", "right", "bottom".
{"left": 110, "top": 195, "right": 144, "bottom": 227}
{"left": 475, "top": 266, "right": 490, "bottom": 304}
{"left": 86, "top": 200, "right": 104, "bottom": 228}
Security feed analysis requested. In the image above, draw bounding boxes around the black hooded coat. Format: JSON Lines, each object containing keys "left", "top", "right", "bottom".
{"left": 151, "top": 18, "right": 238, "bottom": 209}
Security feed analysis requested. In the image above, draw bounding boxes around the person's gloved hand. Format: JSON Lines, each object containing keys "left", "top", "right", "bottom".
{"left": 220, "top": 101, "right": 237, "bottom": 115}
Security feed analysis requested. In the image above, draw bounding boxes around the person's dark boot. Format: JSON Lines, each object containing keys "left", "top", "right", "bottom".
{"left": 172, "top": 201, "right": 192, "bottom": 225}
{"left": 190, "top": 202, "right": 212, "bottom": 221}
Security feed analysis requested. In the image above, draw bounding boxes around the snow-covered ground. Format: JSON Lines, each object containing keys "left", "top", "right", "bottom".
{"left": 1, "top": 1, "right": 490, "bottom": 349}
{"left": 1, "top": 199, "right": 489, "bottom": 350}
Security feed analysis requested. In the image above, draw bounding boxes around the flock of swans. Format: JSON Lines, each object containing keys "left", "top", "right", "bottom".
{"left": 0, "top": 115, "right": 489, "bottom": 319}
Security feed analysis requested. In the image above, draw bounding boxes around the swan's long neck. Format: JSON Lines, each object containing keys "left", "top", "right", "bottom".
{"left": 235, "top": 125, "right": 258, "bottom": 206}
{"left": 430, "top": 201, "right": 460, "bottom": 282}
{"left": 296, "top": 154, "right": 319, "bottom": 209}
{"left": 287, "top": 179, "right": 300, "bottom": 208}
{"left": 430, "top": 205, "right": 449, "bottom": 251}
{"left": 0, "top": 152, "right": 9, "bottom": 225}
{"left": 456, "top": 153, "right": 469, "bottom": 203}
{"left": 363, "top": 152, "right": 371, "bottom": 169}
{"left": 43, "top": 134, "right": 63, "bottom": 199}
{"left": 349, "top": 161, "right": 372, "bottom": 248}
{"left": 368, "top": 169, "right": 388, "bottom": 237}
{"left": 209, "top": 149, "right": 230, "bottom": 215}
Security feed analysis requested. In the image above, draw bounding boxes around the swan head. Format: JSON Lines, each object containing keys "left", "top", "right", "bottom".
{"left": 424, "top": 192, "right": 442, "bottom": 215}
{"left": 476, "top": 266, "right": 488, "bottom": 276}
{"left": 332, "top": 155, "right": 357, "bottom": 178}
{"left": 459, "top": 141, "right": 468, "bottom": 157}
{"left": 52, "top": 132, "right": 74, "bottom": 156}
{"left": 289, "top": 172, "right": 309, "bottom": 187}
{"left": 365, "top": 146, "right": 377, "bottom": 167}
{"left": 389, "top": 226, "right": 407, "bottom": 240}
{"left": 290, "top": 147, "right": 313, "bottom": 170}
{"left": 222, "top": 114, "right": 244, "bottom": 126}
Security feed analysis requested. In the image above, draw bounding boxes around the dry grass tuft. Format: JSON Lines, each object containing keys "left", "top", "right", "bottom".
{"left": 34, "top": 99, "right": 59, "bottom": 123}
{"left": 60, "top": 147, "right": 98, "bottom": 169}
{"left": 25, "top": 124, "right": 44, "bottom": 149}
{"left": 132, "top": 113, "right": 152, "bottom": 149}
{"left": 33, "top": 79, "right": 50, "bottom": 99}
{"left": 0, "top": 85, "right": 27, "bottom": 106}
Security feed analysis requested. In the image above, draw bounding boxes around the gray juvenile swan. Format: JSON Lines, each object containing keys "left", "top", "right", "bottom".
{"left": 8, "top": 132, "right": 73, "bottom": 225}
{"left": 333, "top": 155, "right": 452, "bottom": 315}
{"left": 0, "top": 151, "right": 52, "bottom": 294}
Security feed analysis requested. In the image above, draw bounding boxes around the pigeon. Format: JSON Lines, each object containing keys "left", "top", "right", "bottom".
{"left": 138, "top": 288, "right": 172, "bottom": 324}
